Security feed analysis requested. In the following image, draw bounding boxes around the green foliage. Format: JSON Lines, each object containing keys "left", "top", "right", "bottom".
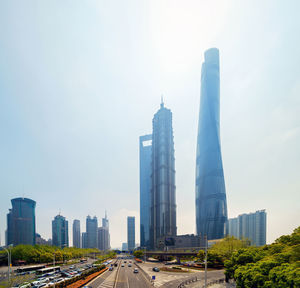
{"left": 197, "top": 236, "right": 248, "bottom": 268}
{"left": 225, "top": 226, "right": 300, "bottom": 288}
{"left": 9, "top": 245, "right": 99, "bottom": 265}
{"left": 133, "top": 250, "right": 144, "bottom": 258}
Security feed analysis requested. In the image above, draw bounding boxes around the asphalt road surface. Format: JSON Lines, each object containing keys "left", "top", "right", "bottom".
{"left": 89, "top": 260, "right": 151, "bottom": 288}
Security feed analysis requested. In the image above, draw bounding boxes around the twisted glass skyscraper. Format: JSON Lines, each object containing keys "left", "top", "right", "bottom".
{"left": 195, "top": 48, "right": 228, "bottom": 240}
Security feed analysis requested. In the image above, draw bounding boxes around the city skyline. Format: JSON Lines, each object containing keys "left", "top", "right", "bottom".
{"left": 1, "top": 1, "right": 300, "bottom": 248}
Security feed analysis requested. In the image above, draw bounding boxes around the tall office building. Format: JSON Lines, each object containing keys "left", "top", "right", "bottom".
{"left": 86, "top": 216, "right": 98, "bottom": 248}
{"left": 139, "top": 134, "right": 152, "bottom": 249}
{"left": 98, "top": 212, "right": 110, "bottom": 250}
{"left": 6, "top": 198, "right": 36, "bottom": 246}
{"left": 195, "top": 48, "right": 228, "bottom": 240}
{"left": 52, "top": 214, "right": 69, "bottom": 248}
{"left": 227, "top": 210, "right": 267, "bottom": 246}
{"left": 81, "top": 232, "right": 87, "bottom": 249}
{"left": 73, "top": 220, "right": 81, "bottom": 248}
{"left": 127, "top": 216, "right": 135, "bottom": 251}
{"left": 150, "top": 101, "right": 177, "bottom": 249}
{"left": 98, "top": 227, "right": 110, "bottom": 251}
{"left": 102, "top": 211, "right": 109, "bottom": 229}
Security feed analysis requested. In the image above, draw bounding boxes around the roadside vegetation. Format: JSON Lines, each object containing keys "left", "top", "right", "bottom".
{"left": 224, "top": 226, "right": 300, "bottom": 287}
{"left": 0, "top": 245, "right": 99, "bottom": 265}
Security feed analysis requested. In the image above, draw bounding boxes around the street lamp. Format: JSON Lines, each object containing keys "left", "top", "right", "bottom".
{"left": 0, "top": 244, "right": 13, "bottom": 284}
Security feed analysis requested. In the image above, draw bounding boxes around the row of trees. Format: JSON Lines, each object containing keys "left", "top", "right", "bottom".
{"left": 224, "top": 226, "right": 300, "bottom": 288}
{"left": 0, "top": 245, "right": 100, "bottom": 265}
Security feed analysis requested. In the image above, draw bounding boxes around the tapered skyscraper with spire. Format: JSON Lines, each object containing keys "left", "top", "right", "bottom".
{"left": 150, "top": 99, "right": 177, "bottom": 249}
{"left": 195, "top": 48, "right": 228, "bottom": 240}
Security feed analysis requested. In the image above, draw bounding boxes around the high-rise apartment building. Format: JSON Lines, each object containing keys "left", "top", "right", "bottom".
{"left": 127, "top": 216, "right": 135, "bottom": 251}
{"left": 102, "top": 211, "right": 109, "bottom": 229}
{"left": 195, "top": 48, "right": 228, "bottom": 240}
{"left": 52, "top": 214, "right": 69, "bottom": 248}
{"left": 150, "top": 101, "right": 177, "bottom": 249}
{"left": 139, "top": 134, "right": 152, "bottom": 249}
{"left": 86, "top": 216, "right": 98, "bottom": 248}
{"left": 6, "top": 198, "right": 36, "bottom": 246}
{"left": 227, "top": 210, "right": 267, "bottom": 246}
{"left": 73, "top": 219, "right": 81, "bottom": 248}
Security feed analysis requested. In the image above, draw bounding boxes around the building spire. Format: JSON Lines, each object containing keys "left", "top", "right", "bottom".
{"left": 160, "top": 94, "right": 164, "bottom": 108}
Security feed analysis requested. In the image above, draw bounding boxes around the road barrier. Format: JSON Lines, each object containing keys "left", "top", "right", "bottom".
{"left": 177, "top": 276, "right": 199, "bottom": 287}
{"left": 134, "top": 262, "right": 154, "bottom": 286}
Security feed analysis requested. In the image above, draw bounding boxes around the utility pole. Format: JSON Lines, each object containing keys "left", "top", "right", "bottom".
{"left": 204, "top": 235, "right": 207, "bottom": 288}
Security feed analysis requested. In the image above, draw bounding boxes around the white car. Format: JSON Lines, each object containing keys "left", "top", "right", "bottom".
{"left": 133, "top": 268, "right": 138, "bottom": 273}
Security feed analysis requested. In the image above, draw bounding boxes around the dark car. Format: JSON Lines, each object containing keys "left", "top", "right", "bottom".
{"left": 152, "top": 267, "right": 160, "bottom": 272}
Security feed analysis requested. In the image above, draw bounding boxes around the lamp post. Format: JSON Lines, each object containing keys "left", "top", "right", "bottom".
{"left": 0, "top": 245, "right": 13, "bottom": 285}
{"left": 204, "top": 235, "right": 207, "bottom": 288}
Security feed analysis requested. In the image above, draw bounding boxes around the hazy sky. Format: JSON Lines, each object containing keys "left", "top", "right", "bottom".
{"left": 0, "top": 0, "right": 299, "bottom": 248}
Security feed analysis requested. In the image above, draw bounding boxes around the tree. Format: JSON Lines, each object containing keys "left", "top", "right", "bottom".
{"left": 133, "top": 250, "right": 144, "bottom": 258}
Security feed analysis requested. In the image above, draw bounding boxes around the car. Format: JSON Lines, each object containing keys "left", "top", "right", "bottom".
{"left": 121, "top": 264, "right": 125, "bottom": 267}
{"left": 114, "top": 263, "right": 118, "bottom": 267}
{"left": 108, "top": 267, "right": 113, "bottom": 271}
{"left": 133, "top": 268, "right": 138, "bottom": 273}
{"left": 152, "top": 267, "right": 160, "bottom": 272}
{"left": 124, "top": 261, "right": 127, "bottom": 263}
{"left": 128, "top": 264, "right": 132, "bottom": 267}
{"left": 19, "top": 283, "right": 31, "bottom": 288}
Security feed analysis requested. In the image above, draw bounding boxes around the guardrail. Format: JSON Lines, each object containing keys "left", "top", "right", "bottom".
{"left": 177, "top": 276, "right": 199, "bottom": 287}
{"left": 134, "top": 262, "right": 154, "bottom": 286}
{"left": 203, "top": 278, "right": 225, "bottom": 287}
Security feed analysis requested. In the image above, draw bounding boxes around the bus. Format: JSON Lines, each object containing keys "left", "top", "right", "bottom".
{"left": 36, "top": 266, "right": 61, "bottom": 276}
{"left": 17, "top": 265, "right": 46, "bottom": 274}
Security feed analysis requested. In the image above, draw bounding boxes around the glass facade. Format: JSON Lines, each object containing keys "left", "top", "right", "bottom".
{"left": 196, "top": 48, "right": 228, "bottom": 240}
{"left": 127, "top": 216, "right": 135, "bottom": 251}
{"left": 73, "top": 219, "right": 81, "bottom": 248}
{"left": 6, "top": 197, "right": 36, "bottom": 246}
{"left": 52, "top": 214, "right": 69, "bottom": 248}
{"left": 150, "top": 101, "right": 177, "bottom": 249}
{"left": 86, "top": 216, "right": 98, "bottom": 248}
{"left": 227, "top": 210, "right": 266, "bottom": 246}
{"left": 139, "top": 134, "right": 152, "bottom": 249}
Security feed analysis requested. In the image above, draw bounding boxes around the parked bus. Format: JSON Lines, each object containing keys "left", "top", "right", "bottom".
{"left": 17, "top": 265, "right": 46, "bottom": 274}
{"left": 36, "top": 266, "right": 61, "bottom": 276}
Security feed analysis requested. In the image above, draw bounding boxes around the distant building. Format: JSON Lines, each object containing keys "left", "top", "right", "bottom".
{"left": 52, "top": 214, "right": 69, "bottom": 248}
{"left": 102, "top": 211, "right": 109, "bottom": 229}
{"left": 35, "top": 233, "right": 51, "bottom": 245}
{"left": 86, "top": 216, "right": 98, "bottom": 248}
{"left": 98, "top": 227, "right": 110, "bottom": 251}
{"left": 122, "top": 242, "right": 128, "bottom": 251}
{"left": 195, "top": 48, "right": 228, "bottom": 240}
{"left": 139, "top": 134, "right": 152, "bottom": 249}
{"left": 127, "top": 216, "right": 135, "bottom": 251}
{"left": 73, "top": 220, "right": 81, "bottom": 248}
{"left": 227, "top": 210, "right": 267, "bottom": 246}
{"left": 98, "top": 212, "right": 110, "bottom": 251}
{"left": 81, "top": 232, "right": 87, "bottom": 249}
{"left": 150, "top": 100, "right": 177, "bottom": 249}
{"left": 6, "top": 197, "right": 36, "bottom": 246}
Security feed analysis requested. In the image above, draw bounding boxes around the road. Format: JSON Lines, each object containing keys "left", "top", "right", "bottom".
{"left": 89, "top": 259, "right": 152, "bottom": 288}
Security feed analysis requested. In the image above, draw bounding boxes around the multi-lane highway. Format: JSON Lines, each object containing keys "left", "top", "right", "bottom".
{"left": 89, "top": 258, "right": 151, "bottom": 288}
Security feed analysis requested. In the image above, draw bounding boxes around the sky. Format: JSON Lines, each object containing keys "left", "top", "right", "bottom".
{"left": 0, "top": 0, "right": 299, "bottom": 248}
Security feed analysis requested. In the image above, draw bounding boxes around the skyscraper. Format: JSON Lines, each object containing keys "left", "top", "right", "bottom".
{"left": 86, "top": 216, "right": 98, "bottom": 248}
{"left": 73, "top": 219, "right": 81, "bottom": 248}
{"left": 150, "top": 101, "right": 177, "bottom": 249}
{"left": 52, "top": 214, "right": 69, "bottom": 248}
{"left": 98, "top": 212, "right": 110, "bottom": 250}
{"left": 127, "top": 216, "right": 135, "bottom": 251}
{"left": 98, "top": 227, "right": 110, "bottom": 251}
{"left": 6, "top": 198, "right": 36, "bottom": 246}
{"left": 227, "top": 210, "right": 267, "bottom": 246}
{"left": 195, "top": 48, "right": 228, "bottom": 240}
{"left": 139, "top": 134, "right": 152, "bottom": 249}
{"left": 81, "top": 232, "right": 87, "bottom": 249}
